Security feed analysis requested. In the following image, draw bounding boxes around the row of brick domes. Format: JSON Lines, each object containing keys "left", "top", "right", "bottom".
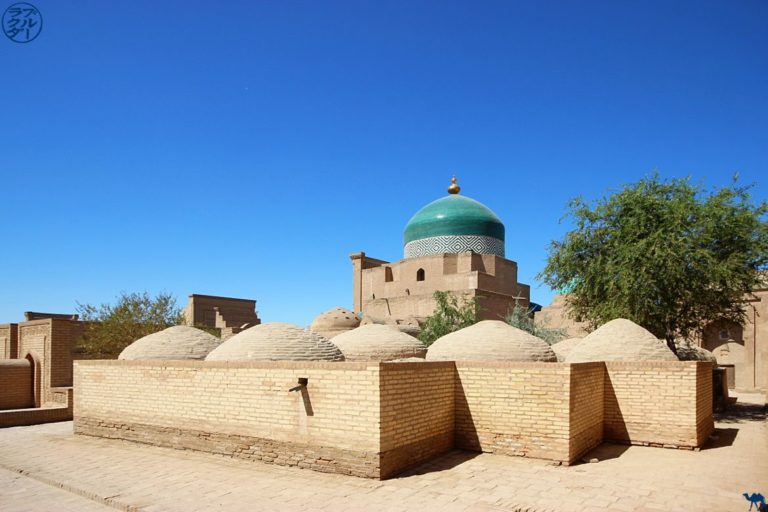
{"left": 119, "top": 317, "right": 703, "bottom": 364}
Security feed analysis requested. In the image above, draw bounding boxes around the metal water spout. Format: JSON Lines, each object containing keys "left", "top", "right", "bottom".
{"left": 289, "top": 377, "right": 308, "bottom": 392}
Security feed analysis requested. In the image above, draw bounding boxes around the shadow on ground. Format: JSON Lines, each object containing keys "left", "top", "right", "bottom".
{"left": 702, "top": 428, "right": 738, "bottom": 450}
{"left": 395, "top": 450, "right": 479, "bottom": 479}
{"left": 715, "top": 402, "right": 767, "bottom": 424}
{"left": 580, "top": 443, "right": 631, "bottom": 463}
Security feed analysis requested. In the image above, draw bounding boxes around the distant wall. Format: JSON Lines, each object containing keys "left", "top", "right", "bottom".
{"left": 0, "top": 323, "right": 18, "bottom": 359}
{"left": 354, "top": 252, "right": 529, "bottom": 321}
{"left": 0, "top": 387, "right": 72, "bottom": 427}
{"left": 604, "top": 361, "right": 714, "bottom": 448}
{"left": 183, "top": 294, "right": 259, "bottom": 329}
{"left": 18, "top": 319, "right": 83, "bottom": 403}
{"left": 0, "top": 359, "right": 33, "bottom": 410}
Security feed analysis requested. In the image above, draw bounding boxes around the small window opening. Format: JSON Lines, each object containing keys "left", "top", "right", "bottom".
{"left": 416, "top": 268, "right": 425, "bottom": 281}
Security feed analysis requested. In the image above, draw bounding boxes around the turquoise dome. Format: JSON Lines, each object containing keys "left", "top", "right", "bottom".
{"left": 403, "top": 190, "right": 505, "bottom": 259}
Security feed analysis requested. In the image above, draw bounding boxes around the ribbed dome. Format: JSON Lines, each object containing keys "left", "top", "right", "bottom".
{"left": 205, "top": 322, "right": 344, "bottom": 362}
{"left": 675, "top": 340, "right": 718, "bottom": 363}
{"left": 332, "top": 324, "right": 427, "bottom": 361}
{"left": 403, "top": 193, "right": 505, "bottom": 259}
{"left": 426, "top": 320, "right": 557, "bottom": 362}
{"left": 118, "top": 326, "right": 221, "bottom": 361}
{"left": 309, "top": 307, "right": 360, "bottom": 340}
{"left": 566, "top": 319, "right": 677, "bottom": 363}
{"left": 551, "top": 337, "right": 583, "bottom": 362}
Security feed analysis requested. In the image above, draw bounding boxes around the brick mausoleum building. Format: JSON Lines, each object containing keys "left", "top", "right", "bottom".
{"left": 351, "top": 177, "right": 530, "bottom": 327}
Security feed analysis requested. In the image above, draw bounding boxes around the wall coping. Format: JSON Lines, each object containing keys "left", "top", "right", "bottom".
{"left": 0, "top": 359, "right": 31, "bottom": 368}
{"left": 73, "top": 359, "right": 709, "bottom": 370}
{"left": 18, "top": 319, "right": 54, "bottom": 328}
{"left": 604, "top": 361, "right": 712, "bottom": 369}
{"left": 74, "top": 360, "right": 377, "bottom": 370}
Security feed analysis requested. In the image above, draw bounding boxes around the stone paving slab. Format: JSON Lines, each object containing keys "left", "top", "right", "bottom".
{"left": 0, "top": 466, "right": 113, "bottom": 512}
{"left": 0, "top": 393, "right": 765, "bottom": 512}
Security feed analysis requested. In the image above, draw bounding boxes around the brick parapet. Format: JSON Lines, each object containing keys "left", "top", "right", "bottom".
{"left": 72, "top": 360, "right": 713, "bottom": 477}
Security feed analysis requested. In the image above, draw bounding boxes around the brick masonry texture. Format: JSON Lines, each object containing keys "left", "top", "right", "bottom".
{"left": 454, "top": 362, "right": 605, "bottom": 463}
{"left": 16, "top": 319, "right": 83, "bottom": 407}
{"left": 0, "top": 359, "right": 33, "bottom": 410}
{"left": 73, "top": 360, "right": 714, "bottom": 479}
{"left": 378, "top": 362, "right": 455, "bottom": 477}
{"left": 0, "top": 323, "right": 18, "bottom": 359}
{"left": 604, "top": 361, "right": 714, "bottom": 448}
{"left": 75, "top": 361, "right": 386, "bottom": 477}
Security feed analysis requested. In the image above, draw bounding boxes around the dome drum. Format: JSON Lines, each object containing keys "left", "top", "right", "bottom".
{"left": 404, "top": 234, "right": 505, "bottom": 259}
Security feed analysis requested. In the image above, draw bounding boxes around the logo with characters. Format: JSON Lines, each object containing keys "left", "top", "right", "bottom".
{"left": 3, "top": 2, "right": 42, "bottom": 43}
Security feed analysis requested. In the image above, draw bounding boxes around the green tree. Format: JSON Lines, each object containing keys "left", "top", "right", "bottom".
{"left": 504, "top": 301, "right": 566, "bottom": 345}
{"left": 76, "top": 291, "right": 183, "bottom": 358}
{"left": 539, "top": 174, "right": 768, "bottom": 352}
{"left": 418, "top": 291, "right": 479, "bottom": 346}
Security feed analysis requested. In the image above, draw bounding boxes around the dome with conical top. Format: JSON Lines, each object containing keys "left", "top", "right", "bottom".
{"left": 403, "top": 177, "right": 505, "bottom": 259}
{"left": 309, "top": 307, "right": 360, "bottom": 339}
{"left": 426, "top": 320, "right": 557, "bottom": 362}
{"left": 332, "top": 324, "right": 427, "bottom": 361}
{"left": 118, "top": 325, "right": 221, "bottom": 360}
{"left": 205, "top": 322, "right": 344, "bottom": 362}
{"left": 565, "top": 318, "right": 677, "bottom": 363}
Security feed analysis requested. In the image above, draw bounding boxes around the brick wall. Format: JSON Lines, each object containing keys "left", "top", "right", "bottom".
{"left": 0, "top": 323, "right": 18, "bottom": 359}
{"left": 604, "top": 361, "right": 713, "bottom": 448}
{"left": 0, "top": 359, "right": 33, "bottom": 409}
{"left": 378, "top": 362, "right": 454, "bottom": 477}
{"left": 75, "top": 360, "right": 384, "bottom": 477}
{"left": 695, "top": 362, "right": 715, "bottom": 445}
{"left": 17, "top": 319, "right": 81, "bottom": 406}
{"left": 568, "top": 363, "right": 605, "bottom": 461}
{"left": 454, "top": 362, "right": 573, "bottom": 462}
{"left": 453, "top": 362, "right": 606, "bottom": 464}
{"left": 74, "top": 360, "right": 714, "bottom": 478}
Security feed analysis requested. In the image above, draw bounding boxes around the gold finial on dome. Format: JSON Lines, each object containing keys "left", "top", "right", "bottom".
{"left": 447, "top": 175, "right": 461, "bottom": 194}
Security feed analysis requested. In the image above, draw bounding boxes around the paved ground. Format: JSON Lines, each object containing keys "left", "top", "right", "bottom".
{"left": 0, "top": 393, "right": 765, "bottom": 512}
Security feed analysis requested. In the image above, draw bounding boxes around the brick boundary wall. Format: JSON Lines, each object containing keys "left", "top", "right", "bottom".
{"left": 568, "top": 362, "right": 605, "bottom": 461}
{"left": 603, "top": 361, "right": 714, "bottom": 448}
{"left": 379, "top": 362, "right": 455, "bottom": 477}
{"left": 0, "top": 359, "right": 34, "bottom": 410}
{"left": 75, "top": 360, "right": 383, "bottom": 477}
{"left": 0, "top": 388, "right": 73, "bottom": 428}
{"left": 454, "top": 362, "right": 606, "bottom": 464}
{"left": 74, "top": 360, "right": 714, "bottom": 478}
{"left": 695, "top": 362, "right": 715, "bottom": 446}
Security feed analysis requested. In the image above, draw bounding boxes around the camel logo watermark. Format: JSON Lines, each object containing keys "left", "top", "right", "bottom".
{"left": 744, "top": 492, "right": 767, "bottom": 512}
{"left": 3, "top": 2, "right": 42, "bottom": 43}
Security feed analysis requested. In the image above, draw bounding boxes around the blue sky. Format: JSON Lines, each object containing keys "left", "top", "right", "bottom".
{"left": 1, "top": 1, "right": 766, "bottom": 326}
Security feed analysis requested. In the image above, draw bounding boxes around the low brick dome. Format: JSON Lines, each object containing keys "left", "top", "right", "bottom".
{"left": 565, "top": 319, "right": 677, "bottom": 363}
{"left": 675, "top": 340, "right": 718, "bottom": 363}
{"left": 426, "top": 320, "right": 557, "bottom": 362}
{"left": 205, "top": 322, "right": 344, "bottom": 362}
{"left": 551, "top": 337, "right": 583, "bottom": 362}
{"left": 332, "top": 324, "right": 427, "bottom": 361}
{"left": 118, "top": 326, "right": 221, "bottom": 360}
{"left": 309, "top": 307, "right": 360, "bottom": 339}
